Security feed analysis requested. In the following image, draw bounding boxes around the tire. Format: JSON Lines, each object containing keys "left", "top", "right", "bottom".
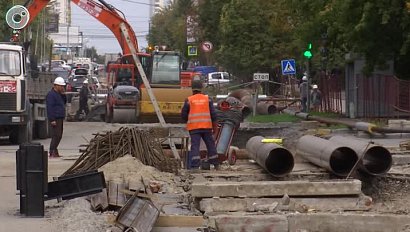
{"left": 9, "top": 129, "right": 18, "bottom": 144}
{"left": 10, "top": 118, "right": 33, "bottom": 144}
{"left": 228, "top": 147, "right": 237, "bottom": 165}
{"left": 10, "top": 103, "right": 33, "bottom": 144}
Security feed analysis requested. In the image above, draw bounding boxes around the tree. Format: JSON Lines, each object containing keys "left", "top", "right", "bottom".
{"left": 197, "top": 0, "right": 230, "bottom": 51}
{"left": 147, "top": 1, "right": 193, "bottom": 56}
{"left": 1, "top": 1, "right": 54, "bottom": 62}
{"left": 287, "top": 0, "right": 410, "bottom": 77}
{"left": 0, "top": 2, "right": 14, "bottom": 42}
{"left": 217, "top": 0, "right": 283, "bottom": 80}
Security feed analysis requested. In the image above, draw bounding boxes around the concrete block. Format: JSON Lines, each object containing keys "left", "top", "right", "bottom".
{"left": 199, "top": 196, "right": 371, "bottom": 213}
{"left": 209, "top": 214, "right": 288, "bottom": 232}
{"left": 392, "top": 154, "right": 410, "bottom": 165}
{"left": 191, "top": 180, "right": 362, "bottom": 198}
{"left": 288, "top": 213, "right": 410, "bottom": 232}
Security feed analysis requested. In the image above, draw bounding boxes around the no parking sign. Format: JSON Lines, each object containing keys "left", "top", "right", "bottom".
{"left": 201, "top": 41, "right": 213, "bottom": 52}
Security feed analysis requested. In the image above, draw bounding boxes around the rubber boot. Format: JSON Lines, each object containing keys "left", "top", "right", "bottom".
{"left": 201, "top": 161, "right": 211, "bottom": 170}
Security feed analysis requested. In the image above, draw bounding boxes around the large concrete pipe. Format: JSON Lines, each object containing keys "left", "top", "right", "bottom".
{"left": 296, "top": 135, "right": 359, "bottom": 176}
{"left": 228, "top": 89, "right": 253, "bottom": 117}
{"left": 284, "top": 108, "right": 410, "bottom": 134}
{"left": 246, "top": 136, "right": 294, "bottom": 177}
{"left": 329, "top": 136, "right": 392, "bottom": 175}
{"left": 256, "top": 101, "right": 277, "bottom": 115}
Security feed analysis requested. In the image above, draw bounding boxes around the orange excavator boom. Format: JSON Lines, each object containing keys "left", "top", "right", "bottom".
{"left": 24, "top": 0, "right": 138, "bottom": 54}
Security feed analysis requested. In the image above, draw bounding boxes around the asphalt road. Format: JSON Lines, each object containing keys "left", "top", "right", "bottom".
{"left": 1, "top": 121, "right": 409, "bottom": 232}
{"left": 0, "top": 121, "right": 124, "bottom": 232}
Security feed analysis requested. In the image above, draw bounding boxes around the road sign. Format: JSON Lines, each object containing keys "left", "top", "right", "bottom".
{"left": 253, "top": 73, "right": 269, "bottom": 81}
{"left": 281, "top": 59, "right": 296, "bottom": 75}
{"left": 188, "top": 45, "right": 198, "bottom": 56}
{"left": 201, "top": 41, "right": 213, "bottom": 52}
{"left": 6, "top": 5, "right": 30, "bottom": 30}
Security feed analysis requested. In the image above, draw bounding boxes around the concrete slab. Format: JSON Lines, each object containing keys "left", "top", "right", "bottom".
{"left": 392, "top": 154, "right": 410, "bottom": 165}
{"left": 152, "top": 227, "right": 202, "bottom": 232}
{"left": 288, "top": 213, "right": 410, "bottom": 232}
{"left": 191, "top": 180, "right": 362, "bottom": 198}
{"left": 207, "top": 213, "right": 410, "bottom": 232}
{"left": 199, "top": 196, "right": 371, "bottom": 213}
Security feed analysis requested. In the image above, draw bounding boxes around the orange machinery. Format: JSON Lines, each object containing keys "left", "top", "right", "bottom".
{"left": 25, "top": 0, "right": 191, "bottom": 123}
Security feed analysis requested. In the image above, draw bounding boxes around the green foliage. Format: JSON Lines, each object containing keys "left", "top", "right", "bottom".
{"left": 0, "top": 2, "right": 13, "bottom": 42}
{"left": 147, "top": 1, "right": 193, "bottom": 56}
{"left": 0, "top": 1, "right": 53, "bottom": 62}
{"left": 197, "top": 0, "right": 230, "bottom": 50}
{"left": 288, "top": 0, "right": 410, "bottom": 77}
{"left": 217, "top": 0, "right": 279, "bottom": 80}
{"left": 147, "top": 0, "right": 410, "bottom": 78}
{"left": 247, "top": 114, "right": 300, "bottom": 123}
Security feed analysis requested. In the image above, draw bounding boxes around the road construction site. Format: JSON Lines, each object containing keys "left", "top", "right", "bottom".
{"left": 2, "top": 120, "right": 410, "bottom": 232}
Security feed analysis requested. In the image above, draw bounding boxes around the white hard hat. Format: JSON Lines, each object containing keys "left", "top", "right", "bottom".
{"left": 83, "top": 79, "right": 89, "bottom": 84}
{"left": 53, "top": 77, "right": 66, "bottom": 86}
{"left": 312, "top": 84, "right": 318, "bottom": 89}
{"left": 302, "top": 76, "right": 307, "bottom": 81}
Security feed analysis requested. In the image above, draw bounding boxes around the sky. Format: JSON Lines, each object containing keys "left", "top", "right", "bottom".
{"left": 71, "top": 0, "right": 151, "bottom": 55}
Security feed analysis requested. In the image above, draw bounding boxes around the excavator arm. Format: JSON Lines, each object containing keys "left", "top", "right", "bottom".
{"left": 24, "top": 0, "right": 138, "bottom": 54}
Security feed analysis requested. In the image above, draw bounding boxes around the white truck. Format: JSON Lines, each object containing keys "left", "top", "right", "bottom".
{"left": 0, "top": 43, "right": 53, "bottom": 144}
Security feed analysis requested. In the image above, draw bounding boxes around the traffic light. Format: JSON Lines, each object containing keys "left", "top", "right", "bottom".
{"left": 303, "top": 43, "right": 313, "bottom": 59}
{"left": 10, "top": 29, "right": 20, "bottom": 42}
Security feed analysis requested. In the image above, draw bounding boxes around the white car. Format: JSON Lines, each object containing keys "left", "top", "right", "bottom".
{"left": 91, "top": 76, "right": 101, "bottom": 89}
{"left": 206, "top": 72, "right": 230, "bottom": 86}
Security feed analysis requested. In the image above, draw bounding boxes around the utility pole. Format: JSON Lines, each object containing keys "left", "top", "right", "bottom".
{"left": 303, "top": 43, "right": 313, "bottom": 113}
{"left": 66, "top": 0, "right": 71, "bottom": 60}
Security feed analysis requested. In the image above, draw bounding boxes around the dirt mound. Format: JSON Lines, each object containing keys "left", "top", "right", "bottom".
{"left": 99, "top": 155, "right": 178, "bottom": 193}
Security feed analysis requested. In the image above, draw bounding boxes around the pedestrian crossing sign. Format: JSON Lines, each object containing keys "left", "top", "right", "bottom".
{"left": 188, "top": 45, "right": 198, "bottom": 56}
{"left": 281, "top": 59, "right": 296, "bottom": 75}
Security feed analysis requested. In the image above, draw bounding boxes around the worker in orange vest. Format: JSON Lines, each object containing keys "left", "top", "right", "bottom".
{"left": 181, "top": 80, "right": 219, "bottom": 170}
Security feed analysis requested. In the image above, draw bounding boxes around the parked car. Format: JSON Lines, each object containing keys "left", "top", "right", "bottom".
{"left": 50, "top": 67, "right": 71, "bottom": 83}
{"left": 68, "top": 75, "right": 87, "bottom": 92}
{"left": 206, "top": 72, "right": 231, "bottom": 86}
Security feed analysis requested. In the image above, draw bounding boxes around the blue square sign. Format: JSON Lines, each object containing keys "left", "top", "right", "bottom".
{"left": 281, "top": 59, "right": 296, "bottom": 75}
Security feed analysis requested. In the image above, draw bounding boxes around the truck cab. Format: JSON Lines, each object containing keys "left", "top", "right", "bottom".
{"left": 0, "top": 44, "right": 26, "bottom": 114}
{"left": 0, "top": 43, "right": 51, "bottom": 144}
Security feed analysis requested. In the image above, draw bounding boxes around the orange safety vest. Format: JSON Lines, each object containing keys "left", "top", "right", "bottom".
{"left": 186, "top": 94, "right": 212, "bottom": 131}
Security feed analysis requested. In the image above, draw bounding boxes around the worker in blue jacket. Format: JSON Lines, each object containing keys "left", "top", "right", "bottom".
{"left": 181, "top": 80, "right": 219, "bottom": 170}
{"left": 46, "top": 77, "right": 67, "bottom": 158}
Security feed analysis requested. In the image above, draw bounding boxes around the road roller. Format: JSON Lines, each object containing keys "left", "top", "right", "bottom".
{"left": 102, "top": 51, "right": 191, "bottom": 123}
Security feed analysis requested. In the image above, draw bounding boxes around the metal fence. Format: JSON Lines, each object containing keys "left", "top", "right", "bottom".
{"left": 318, "top": 73, "right": 410, "bottom": 118}
{"left": 318, "top": 72, "right": 344, "bottom": 114}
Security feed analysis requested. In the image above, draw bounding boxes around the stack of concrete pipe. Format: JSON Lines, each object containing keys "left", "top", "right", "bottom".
{"left": 246, "top": 136, "right": 294, "bottom": 177}
{"left": 296, "top": 135, "right": 392, "bottom": 176}
{"left": 228, "top": 89, "right": 278, "bottom": 116}
{"left": 329, "top": 135, "right": 392, "bottom": 175}
{"left": 256, "top": 101, "right": 277, "bottom": 115}
{"left": 228, "top": 89, "right": 253, "bottom": 117}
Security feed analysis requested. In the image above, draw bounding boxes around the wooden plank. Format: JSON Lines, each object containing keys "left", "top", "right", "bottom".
{"left": 89, "top": 188, "right": 109, "bottom": 211}
{"left": 154, "top": 215, "right": 205, "bottom": 227}
{"left": 191, "top": 180, "right": 362, "bottom": 198}
{"left": 119, "top": 189, "right": 154, "bottom": 200}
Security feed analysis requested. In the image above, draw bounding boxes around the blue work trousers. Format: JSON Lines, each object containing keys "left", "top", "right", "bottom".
{"left": 188, "top": 130, "right": 218, "bottom": 169}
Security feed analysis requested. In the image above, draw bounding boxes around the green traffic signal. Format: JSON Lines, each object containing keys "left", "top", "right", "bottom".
{"left": 303, "top": 43, "right": 313, "bottom": 59}
{"left": 304, "top": 50, "right": 312, "bottom": 59}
